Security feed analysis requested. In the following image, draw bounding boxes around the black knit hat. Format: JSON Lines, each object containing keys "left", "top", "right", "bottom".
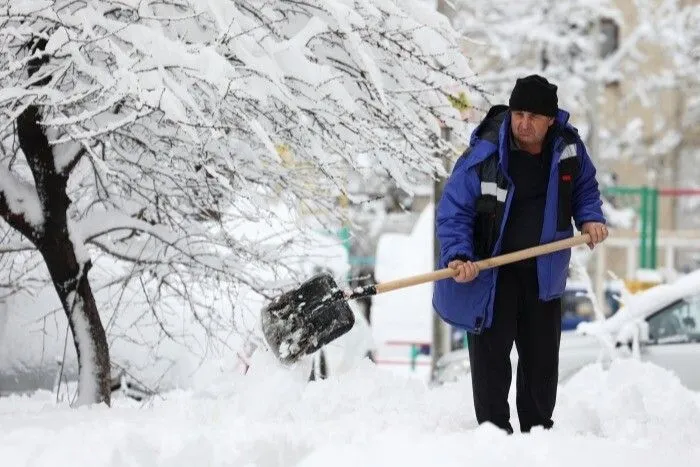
{"left": 509, "top": 75, "right": 558, "bottom": 117}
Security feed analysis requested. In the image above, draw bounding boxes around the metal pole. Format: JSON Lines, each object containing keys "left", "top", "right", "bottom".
{"left": 627, "top": 243, "right": 637, "bottom": 280}
{"left": 431, "top": 125, "right": 452, "bottom": 382}
{"left": 650, "top": 188, "right": 658, "bottom": 269}
{"left": 640, "top": 187, "right": 648, "bottom": 269}
{"left": 665, "top": 244, "right": 674, "bottom": 271}
{"left": 595, "top": 242, "right": 606, "bottom": 317}
{"left": 430, "top": 0, "right": 455, "bottom": 383}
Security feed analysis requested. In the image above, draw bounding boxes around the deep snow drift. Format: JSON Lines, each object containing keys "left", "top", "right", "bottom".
{"left": 1, "top": 350, "right": 698, "bottom": 466}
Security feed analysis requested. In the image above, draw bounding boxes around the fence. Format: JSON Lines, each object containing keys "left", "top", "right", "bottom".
{"left": 603, "top": 186, "right": 700, "bottom": 269}
{"left": 374, "top": 340, "right": 432, "bottom": 370}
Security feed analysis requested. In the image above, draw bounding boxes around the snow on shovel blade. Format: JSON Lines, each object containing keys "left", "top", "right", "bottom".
{"left": 261, "top": 273, "right": 355, "bottom": 365}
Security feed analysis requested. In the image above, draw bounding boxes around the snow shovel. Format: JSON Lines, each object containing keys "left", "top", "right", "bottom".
{"left": 262, "top": 233, "right": 592, "bottom": 365}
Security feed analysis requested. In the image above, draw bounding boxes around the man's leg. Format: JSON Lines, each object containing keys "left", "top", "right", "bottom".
{"left": 467, "top": 266, "right": 519, "bottom": 434}
{"left": 514, "top": 268, "right": 562, "bottom": 432}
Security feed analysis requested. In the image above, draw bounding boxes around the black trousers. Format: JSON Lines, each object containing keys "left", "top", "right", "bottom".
{"left": 467, "top": 265, "right": 562, "bottom": 433}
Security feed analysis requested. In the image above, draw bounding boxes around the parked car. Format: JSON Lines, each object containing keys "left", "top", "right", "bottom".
{"left": 448, "top": 280, "right": 624, "bottom": 348}
{"left": 436, "top": 269, "right": 700, "bottom": 391}
{"left": 560, "top": 281, "right": 623, "bottom": 330}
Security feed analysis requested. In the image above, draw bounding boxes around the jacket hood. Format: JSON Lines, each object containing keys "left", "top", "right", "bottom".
{"left": 469, "top": 105, "right": 509, "bottom": 147}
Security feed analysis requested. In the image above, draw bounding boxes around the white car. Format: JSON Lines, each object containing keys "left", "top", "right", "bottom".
{"left": 435, "top": 269, "right": 700, "bottom": 391}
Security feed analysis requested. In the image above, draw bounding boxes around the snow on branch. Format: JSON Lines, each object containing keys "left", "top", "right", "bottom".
{"left": 0, "top": 0, "right": 478, "bottom": 350}
{"left": 0, "top": 164, "right": 44, "bottom": 234}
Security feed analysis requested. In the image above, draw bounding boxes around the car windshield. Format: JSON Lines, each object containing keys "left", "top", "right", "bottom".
{"left": 647, "top": 294, "right": 700, "bottom": 343}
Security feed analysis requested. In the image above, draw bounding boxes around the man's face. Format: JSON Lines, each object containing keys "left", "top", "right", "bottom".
{"left": 510, "top": 110, "right": 554, "bottom": 146}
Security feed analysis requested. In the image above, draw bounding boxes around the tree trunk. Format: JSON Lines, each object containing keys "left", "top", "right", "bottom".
{"left": 40, "top": 240, "right": 112, "bottom": 406}
{"left": 16, "top": 105, "right": 111, "bottom": 406}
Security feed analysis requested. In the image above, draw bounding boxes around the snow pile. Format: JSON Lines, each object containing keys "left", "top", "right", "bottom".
{"left": 557, "top": 359, "right": 700, "bottom": 446}
{"left": 1, "top": 353, "right": 698, "bottom": 466}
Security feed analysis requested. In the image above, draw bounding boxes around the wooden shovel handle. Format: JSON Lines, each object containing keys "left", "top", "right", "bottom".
{"left": 374, "top": 234, "right": 592, "bottom": 295}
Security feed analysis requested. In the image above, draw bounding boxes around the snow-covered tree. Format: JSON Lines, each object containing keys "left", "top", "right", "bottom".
{"left": 621, "top": 0, "right": 700, "bottom": 193}
{"left": 0, "top": 0, "right": 476, "bottom": 404}
{"left": 451, "top": 0, "right": 699, "bottom": 176}
{"left": 453, "top": 0, "right": 613, "bottom": 112}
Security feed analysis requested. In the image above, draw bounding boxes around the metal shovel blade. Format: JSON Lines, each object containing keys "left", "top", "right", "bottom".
{"left": 261, "top": 273, "right": 355, "bottom": 365}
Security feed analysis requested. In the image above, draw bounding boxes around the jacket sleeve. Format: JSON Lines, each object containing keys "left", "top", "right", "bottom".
{"left": 572, "top": 141, "right": 606, "bottom": 230}
{"left": 436, "top": 162, "right": 481, "bottom": 267}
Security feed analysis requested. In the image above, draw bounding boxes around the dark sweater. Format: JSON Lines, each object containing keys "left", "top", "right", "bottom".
{"left": 499, "top": 134, "right": 553, "bottom": 267}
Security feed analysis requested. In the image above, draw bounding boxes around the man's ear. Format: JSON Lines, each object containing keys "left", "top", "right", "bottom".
{"left": 547, "top": 117, "right": 555, "bottom": 127}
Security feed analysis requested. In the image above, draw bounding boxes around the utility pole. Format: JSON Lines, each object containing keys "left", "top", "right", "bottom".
{"left": 430, "top": 0, "right": 457, "bottom": 383}
{"left": 431, "top": 125, "right": 453, "bottom": 382}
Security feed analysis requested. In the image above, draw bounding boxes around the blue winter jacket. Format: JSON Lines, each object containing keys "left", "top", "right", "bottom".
{"left": 432, "top": 106, "right": 606, "bottom": 333}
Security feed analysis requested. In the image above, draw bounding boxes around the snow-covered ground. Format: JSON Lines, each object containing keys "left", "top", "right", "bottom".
{"left": 1, "top": 351, "right": 699, "bottom": 466}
